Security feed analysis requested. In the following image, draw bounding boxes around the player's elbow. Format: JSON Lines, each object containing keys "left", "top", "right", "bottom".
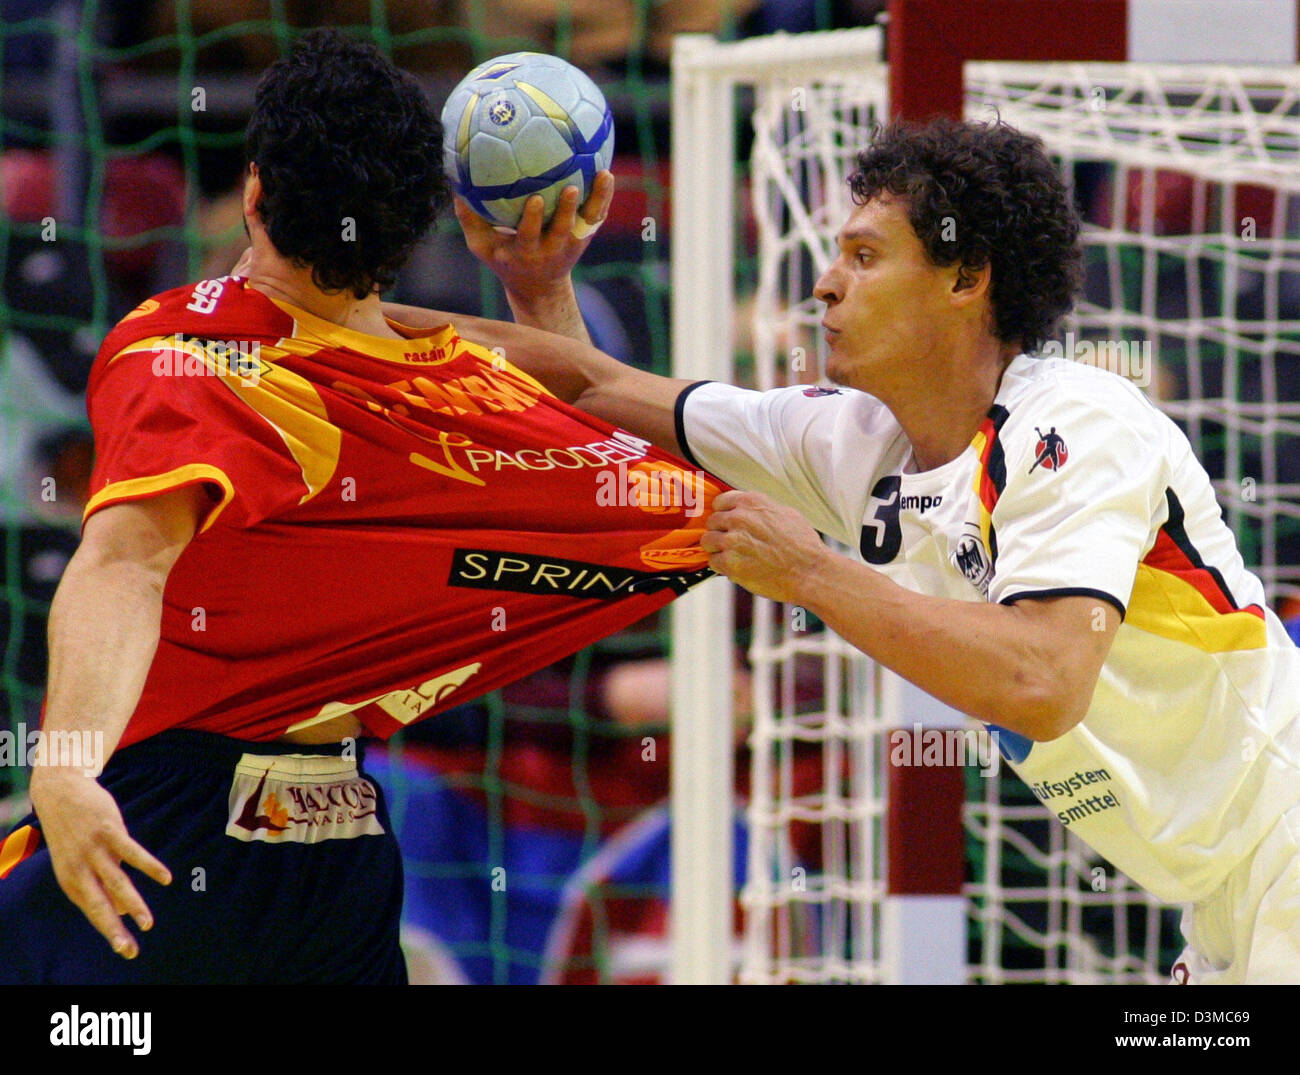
{"left": 1006, "top": 677, "right": 1092, "bottom": 742}
{"left": 994, "top": 595, "right": 1117, "bottom": 742}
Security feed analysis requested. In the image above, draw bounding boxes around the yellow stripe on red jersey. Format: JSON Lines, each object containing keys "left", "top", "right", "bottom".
{"left": 88, "top": 276, "right": 725, "bottom": 745}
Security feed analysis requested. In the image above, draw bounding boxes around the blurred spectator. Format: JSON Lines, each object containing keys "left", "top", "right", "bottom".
{"left": 133, "top": 0, "right": 469, "bottom": 74}
{"left": 0, "top": 335, "right": 88, "bottom": 524}
{"left": 2, "top": 147, "right": 188, "bottom": 324}
{"left": 458, "top": 0, "right": 758, "bottom": 72}
{"left": 0, "top": 365, "right": 89, "bottom": 795}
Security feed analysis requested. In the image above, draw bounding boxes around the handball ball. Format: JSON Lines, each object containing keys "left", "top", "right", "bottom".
{"left": 441, "top": 52, "right": 614, "bottom": 229}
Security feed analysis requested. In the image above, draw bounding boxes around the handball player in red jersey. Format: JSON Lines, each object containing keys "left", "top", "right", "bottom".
{"left": 0, "top": 29, "right": 721, "bottom": 983}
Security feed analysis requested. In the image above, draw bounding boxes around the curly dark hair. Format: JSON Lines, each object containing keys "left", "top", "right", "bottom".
{"left": 244, "top": 28, "right": 448, "bottom": 299}
{"left": 848, "top": 118, "right": 1082, "bottom": 352}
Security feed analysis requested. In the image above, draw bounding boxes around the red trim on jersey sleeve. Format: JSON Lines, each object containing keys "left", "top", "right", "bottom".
{"left": 975, "top": 405, "right": 1010, "bottom": 517}
{"left": 1141, "top": 528, "right": 1264, "bottom": 620}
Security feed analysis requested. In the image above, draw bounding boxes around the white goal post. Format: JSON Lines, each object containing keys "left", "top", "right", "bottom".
{"left": 668, "top": 26, "right": 1300, "bottom": 984}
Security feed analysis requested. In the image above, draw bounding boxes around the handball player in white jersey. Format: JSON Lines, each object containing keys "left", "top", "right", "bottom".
{"left": 404, "top": 116, "right": 1300, "bottom": 983}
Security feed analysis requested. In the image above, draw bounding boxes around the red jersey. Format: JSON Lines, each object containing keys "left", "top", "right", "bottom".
{"left": 84, "top": 276, "right": 724, "bottom": 747}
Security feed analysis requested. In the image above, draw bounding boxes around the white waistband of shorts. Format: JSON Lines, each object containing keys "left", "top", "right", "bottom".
{"left": 233, "top": 753, "right": 361, "bottom": 779}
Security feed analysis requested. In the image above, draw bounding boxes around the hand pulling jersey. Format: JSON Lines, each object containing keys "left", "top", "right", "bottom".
{"left": 85, "top": 276, "right": 723, "bottom": 748}
{"left": 678, "top": 356, "right": 1300, "bottom": 905}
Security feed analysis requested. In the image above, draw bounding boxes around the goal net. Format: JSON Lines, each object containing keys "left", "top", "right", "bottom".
{"left": 671, "top": 28, "right": 1300, "bottom": 984}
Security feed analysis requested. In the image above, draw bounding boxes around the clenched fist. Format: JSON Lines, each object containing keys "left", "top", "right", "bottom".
{"left": 700, "top": 490, "right": 829, "bottom": 604}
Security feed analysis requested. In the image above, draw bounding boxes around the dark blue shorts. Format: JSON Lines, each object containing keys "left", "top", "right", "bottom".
{"left": 0, "top": 730, "right": 407, "bottom": 984}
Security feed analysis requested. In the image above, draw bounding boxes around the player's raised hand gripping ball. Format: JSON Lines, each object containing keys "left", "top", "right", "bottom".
{"left": 441, "top": 52, "right": 615, "bottom": 230}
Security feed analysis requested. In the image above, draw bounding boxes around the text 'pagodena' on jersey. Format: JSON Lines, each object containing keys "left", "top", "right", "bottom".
{"left": 84, "top": 276, "right": 725, "bottom": 746}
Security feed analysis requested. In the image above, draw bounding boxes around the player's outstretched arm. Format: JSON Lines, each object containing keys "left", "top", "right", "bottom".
{"left": 27, "top": 484, "right": 206, "bottom": 958}
{"left": 702, "top": 490, "right": 1120, "bottom": 742}
{"left": 424, "top": 310, "right": 695, "bottom": 456}
{"left": 384, "top": 173, "right": 696, "bottom": 454}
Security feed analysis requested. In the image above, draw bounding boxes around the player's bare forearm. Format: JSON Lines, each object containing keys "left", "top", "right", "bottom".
{"left": 382, "top": 303, "right": 693, "bottom": 455}
{"left": 28, "top": 485, "right": 204, "bottom": 957}
{"left": 38, "top": 486, "right": 207, "bottom": 764}
{"left": 40, "top": 554, "right": 166, "bottom": 762}
{"left": 799, "top": 553, "right": 1102, "bottom": 738}
{"left": 502, "top": 277, "right": 591, "bottom": 345}
{"left": 570, "top": 369, "right": 698, "bottom": 458}
{"left": 702, "top": 491, "right": 1119, "bottom": 741}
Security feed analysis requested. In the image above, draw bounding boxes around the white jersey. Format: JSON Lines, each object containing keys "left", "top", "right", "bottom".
{"left": 678, "top": 355, "right": 1300, "bottom": 904}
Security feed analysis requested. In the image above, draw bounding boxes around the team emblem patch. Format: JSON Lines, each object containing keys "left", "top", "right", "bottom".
{"left": 951, "top": 527, "right": 992, "bottom": 596}
{"left": 1029, "top": 426, "right": 1068, "bottom": 473}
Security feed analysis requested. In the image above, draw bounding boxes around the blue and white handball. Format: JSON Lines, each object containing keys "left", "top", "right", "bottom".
{"left": 441, "top": 52, "right": 615, "bottom": 229}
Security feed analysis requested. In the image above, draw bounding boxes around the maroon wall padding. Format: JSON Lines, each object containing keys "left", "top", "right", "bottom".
{"left": 888, "top": 0, "right": 1128, "bottom": 120}
{"left": 886, "top": 740, "right": 966, "bottom": 896}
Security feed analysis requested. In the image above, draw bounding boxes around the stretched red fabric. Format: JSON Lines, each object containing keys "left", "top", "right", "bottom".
{"left": 84, "top": 275, "right": 723, "bottom": 746}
